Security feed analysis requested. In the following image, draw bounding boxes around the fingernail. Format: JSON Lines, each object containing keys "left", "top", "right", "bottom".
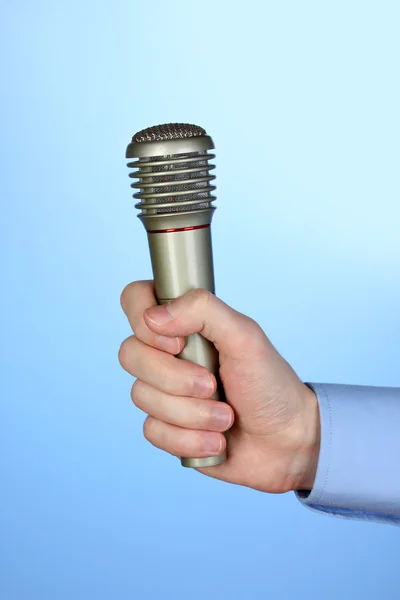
{"left": 210, "top": 405, "right": 232, "bottom": 430}
{"left": 203, "top": 434, "right": 223, "bottom": 454}
{"left": 193, "top": 375, "right": 214, "bottom": 398}
{"left": 145, "top": 304, "right": 173, "bottom": 326}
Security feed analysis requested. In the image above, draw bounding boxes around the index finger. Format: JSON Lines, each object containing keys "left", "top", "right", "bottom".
{"left": 120, "top": 280, "right": 185, "bottom": 355}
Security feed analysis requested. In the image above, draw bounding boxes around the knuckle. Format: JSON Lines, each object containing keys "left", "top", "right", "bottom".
{"left": 244, "top": 314, "right": 261, "bottom": 332}
{"left": 200, "top": 403, "right": 215, "bottom": 427}
{"left": 118, "top": 336, "right": 135, "bottom": 369}
{"left": 186, "top": 288, "right": 211, "bottom": 308}
{"left": 169, "top": 430, "right": 193, "bottom": 457}
{"left": 120, "top": 282, "right": 134, "bottom": 311}
{"left": 120, "top": 280, "right": 150, "bottom": 311}
{"left": 240, "top": 315, "right": 263, "bottom": 341}
{"left": 142, "top": 416, "right": 153, "bottom": 441}
{"left": 239, "top": 320, "right": 268, "bottom": 359}
{"left": 143, "top": 416, "right": 161, "bottom": 446}
{"left": 130, "top": 379, "right": 145, "bottom": 407}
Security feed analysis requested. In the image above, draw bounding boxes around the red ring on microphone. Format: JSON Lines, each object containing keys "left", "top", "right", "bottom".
{"left": 147, "top": 224, "right": 210, "bottom": 234}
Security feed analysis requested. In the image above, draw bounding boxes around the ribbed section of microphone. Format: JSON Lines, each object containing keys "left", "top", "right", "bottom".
{"left": 126, "top": 123, "right": 226, "bottom": 468}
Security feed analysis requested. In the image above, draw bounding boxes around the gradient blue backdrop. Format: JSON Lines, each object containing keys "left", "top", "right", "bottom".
{"left": 1, "top": 1, "right": 399, "bottom": 598}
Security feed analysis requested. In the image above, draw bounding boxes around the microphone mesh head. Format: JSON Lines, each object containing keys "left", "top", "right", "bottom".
{"left": 128, "top": 123, "right": 216, "bottom": 217}
{"left": 133, "top": 123, "right": 206, "bottom": 143}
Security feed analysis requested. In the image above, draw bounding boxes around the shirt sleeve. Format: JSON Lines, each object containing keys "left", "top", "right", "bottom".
{"left": 296, "top": 383, "right": 400, "bottom": 526}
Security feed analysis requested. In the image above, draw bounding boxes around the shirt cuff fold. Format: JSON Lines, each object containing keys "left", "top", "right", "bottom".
{"left": 296, "top": 383, "right": 400, "bottom": 526}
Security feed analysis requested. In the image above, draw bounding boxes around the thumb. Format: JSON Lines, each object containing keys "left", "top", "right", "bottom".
{"left": 144, "top": 289, "right": 259, "bottom": 357}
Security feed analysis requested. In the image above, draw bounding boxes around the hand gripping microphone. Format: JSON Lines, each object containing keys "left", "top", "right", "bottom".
{"left": 126, "top": 123, "right": 226, "bottom": 468}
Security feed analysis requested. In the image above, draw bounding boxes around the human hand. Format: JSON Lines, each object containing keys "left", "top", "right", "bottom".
{"left": 119, "top": 281, "right": 320, "bottom": 493}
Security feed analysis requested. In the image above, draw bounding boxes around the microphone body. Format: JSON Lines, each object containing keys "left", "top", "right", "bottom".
{"left": 126, "top": 124, "right": 226, "bottom": 468}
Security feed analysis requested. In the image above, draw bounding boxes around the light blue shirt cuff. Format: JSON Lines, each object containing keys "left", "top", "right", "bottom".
{"left": 296, "top": 383, "right": 400, "bottom": 526}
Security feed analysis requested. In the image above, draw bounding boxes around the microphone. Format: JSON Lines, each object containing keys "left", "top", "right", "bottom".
{"left": 125, "top": 123, "right": 226, "bottom": 468}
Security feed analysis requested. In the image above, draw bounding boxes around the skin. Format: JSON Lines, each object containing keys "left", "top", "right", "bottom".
{"left": 119, "top": 281, "right": 320, "bottom": 494}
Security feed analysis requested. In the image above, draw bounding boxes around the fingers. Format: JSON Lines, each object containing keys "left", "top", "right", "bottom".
{"left": 120, "top": 281, "right": 184, "bottom": 355}
{"left": 143, "top": 288, "right": 264, "bottom": 358}
{"left": 118, "top": 335, "right": 216, "bottom": 398}
{"left": 131, "top": 379, "right": 234, "bottom": 432}
{"left": 143, "top": 416, "right": 227, "bottom": 458}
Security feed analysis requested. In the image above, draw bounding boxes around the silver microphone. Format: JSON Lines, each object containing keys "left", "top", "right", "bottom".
{"left": 125, "top": 123, "right": 226, "bottom": 468}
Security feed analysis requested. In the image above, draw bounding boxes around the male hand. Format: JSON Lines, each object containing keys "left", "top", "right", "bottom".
{"left": 119, "top": 282, "right": 320, "bottom": 493}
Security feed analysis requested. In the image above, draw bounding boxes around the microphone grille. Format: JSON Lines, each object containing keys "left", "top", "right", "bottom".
{"left": 133, "top": 123, "right": 207, "bottom": 143}
{"left": 127, "top": 123, "right": 216, "bottom": 219}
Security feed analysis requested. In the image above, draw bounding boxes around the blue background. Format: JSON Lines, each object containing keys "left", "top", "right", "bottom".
{"left": 1, "top": 1, "right": 399, "bottom": 598}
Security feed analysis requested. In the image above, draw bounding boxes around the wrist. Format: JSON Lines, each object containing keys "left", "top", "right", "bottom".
{"left": 292, "top": 384, "right": 321, "bottom": 491}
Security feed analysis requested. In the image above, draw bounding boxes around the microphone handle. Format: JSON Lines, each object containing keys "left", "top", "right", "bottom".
{"left": 147, "top": 224, "right": 227, "bottom": 467}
